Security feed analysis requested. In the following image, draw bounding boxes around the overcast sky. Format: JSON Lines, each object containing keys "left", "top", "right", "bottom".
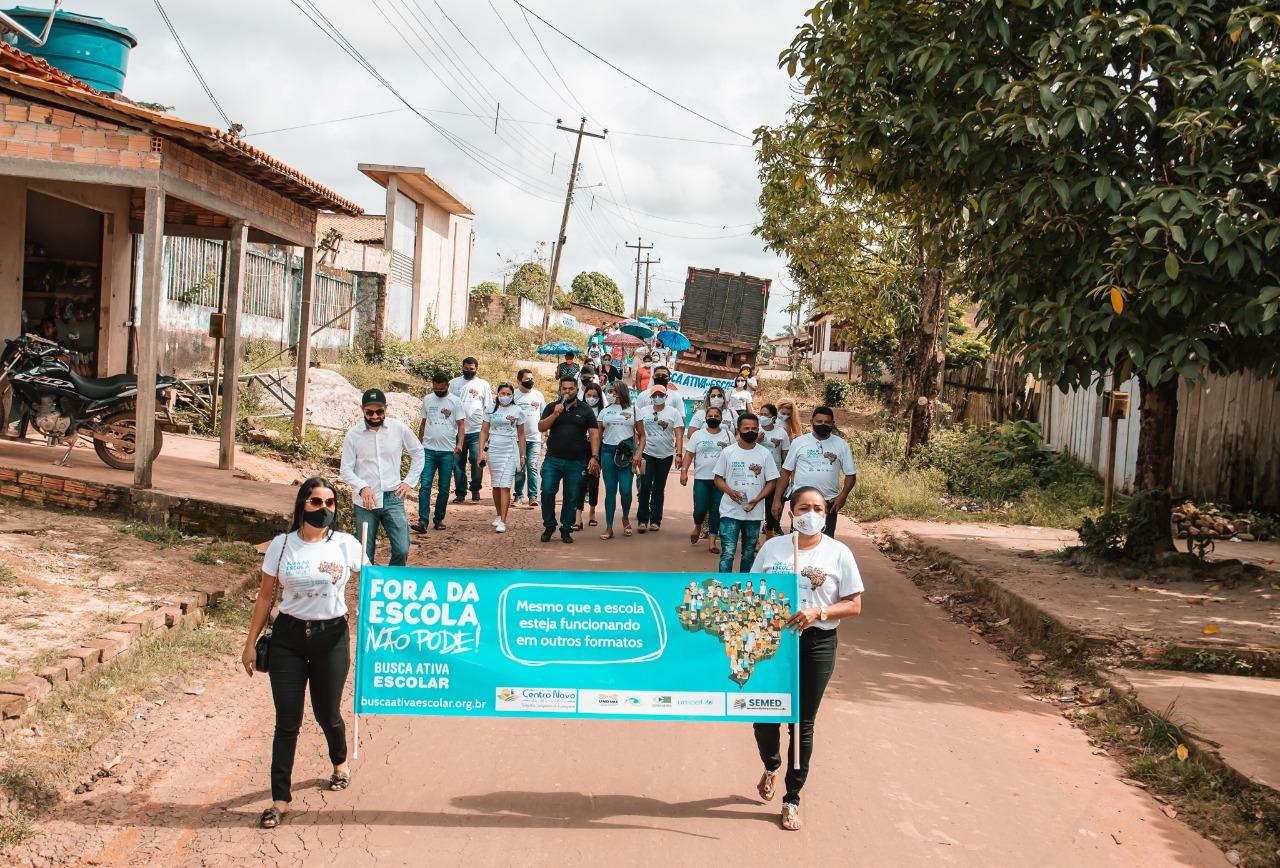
{"left": 87, "top": 0, "right": 807, "bottom": 335}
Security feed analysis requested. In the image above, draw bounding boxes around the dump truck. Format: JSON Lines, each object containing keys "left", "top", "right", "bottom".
{"left": 676, "top": 267, "right": 771, "bottom": 379}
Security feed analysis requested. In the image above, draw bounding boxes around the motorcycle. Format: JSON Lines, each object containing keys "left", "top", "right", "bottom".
{"left": 0, "top": 334, "right": 176, "bottom": 471}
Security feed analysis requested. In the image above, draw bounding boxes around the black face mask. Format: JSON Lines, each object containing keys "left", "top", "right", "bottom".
{"left": 813, "top": 424, "right": 833, "bottom": 438}
{"left": 705, "top": 418, "right": 721, "bottom": 429}
{"left": 364, "top": 414, "right": 384, "bottom": 428}
{"left": 303, "top": 507, "right": 335, "bottom": 529}
{"left": 740, "top": 430, "right": 759, "bottom": 444}
{"left": 520, "top": 379, "right": 534, "bottom": 389}
{"left": 433, "top": 388, "right": 448, "bottom": 397}
{"left": 653, "top": 375, "right": 669, "bottom": 386}
{"left": 462, "top": 370, "right": 477, "bottom": 380}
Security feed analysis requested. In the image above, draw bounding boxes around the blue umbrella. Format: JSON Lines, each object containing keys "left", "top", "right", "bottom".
{"left": 656, "top": 330, "right": 691, "bottom": 351}
{"left": 536, "top": 340, "right": 582, "bottom": 356}
{"left": 638, "top": 316, "right": 665, "bottom": 327}
{"left": 665, "top": 319, "right": 680, "bottom": 328}
{"left": 619, "top": 321, "right": 654, "bottom": 340}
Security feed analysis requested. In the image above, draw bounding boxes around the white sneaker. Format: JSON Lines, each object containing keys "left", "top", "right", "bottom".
{"left": 495, "top": 519, "right": 507, "bottom": 533}
{"left": 491, "top": 516, "right": 500, "bottom": 526}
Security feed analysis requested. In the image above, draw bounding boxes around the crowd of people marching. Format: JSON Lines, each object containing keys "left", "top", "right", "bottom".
{"left": 241, "top": 324, "right": 864, "bottom": 833}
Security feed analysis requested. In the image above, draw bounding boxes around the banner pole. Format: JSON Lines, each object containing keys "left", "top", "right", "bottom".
{"left": 354, "top": 520, "right": 368, "bottom": 761}
{"left": 792, "top": 532, "right": 800, "bottom": 771}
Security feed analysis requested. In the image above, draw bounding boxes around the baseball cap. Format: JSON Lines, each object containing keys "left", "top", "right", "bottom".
{"left": 650, "top": 385, "right": 667, "bottom": 396}
{"left": 361, "top": 388, "right": 387, "bottom": 407}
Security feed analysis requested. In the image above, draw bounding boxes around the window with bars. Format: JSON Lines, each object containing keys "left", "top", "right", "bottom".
{"left": 242, "top": 250, "right": 288, "bottom": 319}
{"left": 313, "top": 270, "right": 354, "bottom": 331}
{"left": 164, "top": 237, "right": 223, "bottom": 307}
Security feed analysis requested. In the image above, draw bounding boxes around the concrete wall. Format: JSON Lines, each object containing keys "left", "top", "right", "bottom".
{"left": 468, "top": 292, "right": 544, "bottom": 330}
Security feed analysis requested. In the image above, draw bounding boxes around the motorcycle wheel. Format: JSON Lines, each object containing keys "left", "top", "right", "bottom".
{"left": 92, "top": 410, "right": 164, "bottom": 471}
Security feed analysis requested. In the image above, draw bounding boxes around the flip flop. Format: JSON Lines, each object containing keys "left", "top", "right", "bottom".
{"left": 260, "top": 806, "right": 284, "bottom": 829}
{"left": 588, "top": 519, "right": 598, "bottom": 527}
{"left": 329, "top": 771, "right": 350, "bottom": 791}
{"left": 623, "top": 523, "right": 633, "bottom": 537}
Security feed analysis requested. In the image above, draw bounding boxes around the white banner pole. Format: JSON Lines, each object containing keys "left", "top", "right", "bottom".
{"left": 354, "top": 519, "right": 368, "bottom": 761}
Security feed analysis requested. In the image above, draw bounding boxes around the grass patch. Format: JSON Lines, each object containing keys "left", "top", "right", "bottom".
{"left": 0, "top": 565, "right": 16, "bottom": 585}
{"left": 0, "top": 596, "right": 250, "bottom": 847}
{"left": 192, "top": 540, "right": 262, "bottom": 571}
{"left": 118, "top": 523, "right": 185, "bottom": 547}
{"left": 847, "top": 455, "right": 956, "bottom": 522}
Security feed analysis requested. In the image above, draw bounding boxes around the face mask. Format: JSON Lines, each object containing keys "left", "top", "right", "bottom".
{"left": 520, "top": 379, "right": 534, "bottom": 389}
{"left": 706, "top": 418, "right": 721, "bottom": 429}
{"left": 780, "top": 413, "right": 790, "bottom": 423}
{"left": 303, "top": 507, "right": 335, "bottom": 529}
{"left": 498, "top": 395, "right": 514, "bottom": 406}
{"left": 462, "top": 370, "right": 477, "bottom": 380}
{"left": 433, "top": 388, "right": 448, "bottom": 397}
{"left": 740, "top": 430, "right": 759, "bottom": 444}
{"left": 793, "top": 511, "right": 825, "bottom": 536}
{"left": 652, "top": 397, "right": 665, "bottom": 407}
{"left": 709, "top": 397, "right": 724, "bottom": 408}
{"left": 653, "top": 375, "right": 669, "bottom": 386}
{"left": 736, "top": 382, "right": 746, "bottom": 389}
{"left": 761, "top": 416, "right": 775, "bottom": 428}
{"left": 813, "top": 424, "right": 833, "bottom": 438}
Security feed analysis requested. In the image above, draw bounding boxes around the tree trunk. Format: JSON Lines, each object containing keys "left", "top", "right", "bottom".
{"left": 1135, "top": 375, "right": 1179, "bottom": 554}
{"left": 905, "top": 247, "right": 948, "bottom": 457}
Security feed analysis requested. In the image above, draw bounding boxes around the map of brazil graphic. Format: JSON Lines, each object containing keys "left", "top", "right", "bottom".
{"left": 676, "top": 578, "right": 793, "bottom": 687}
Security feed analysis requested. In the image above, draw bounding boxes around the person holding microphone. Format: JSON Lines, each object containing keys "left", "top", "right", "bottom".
{"left": 537, "top": 376, "right": 601, "bottom": 544}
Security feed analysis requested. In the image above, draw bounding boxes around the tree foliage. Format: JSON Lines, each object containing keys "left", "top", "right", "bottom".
{"left": 471, "top": 280, "right": 500, "bottom": 296}
{"left": 506, "top": 261, "right": 567, "bottom": 308}
{"left": 569, "top": 271, "right": 625, "bottom": 314}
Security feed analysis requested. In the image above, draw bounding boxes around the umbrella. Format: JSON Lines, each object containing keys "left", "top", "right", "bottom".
{"left": 656, "top": 330, "right": 691, "bottom": 351}
{"left": 604, "top": 332, "right": 645, "bottom": 348}
{"left": 619, "top": 321, "right": 654, "bottom": 340}
{"left": 638, "top": 316, "right": 665, "bottom": 327}
{"left": 536, "top": 340, "right": 582, "bottom": 356}
{"left": 665, "top": 319, "right": 680, "bottom": 328}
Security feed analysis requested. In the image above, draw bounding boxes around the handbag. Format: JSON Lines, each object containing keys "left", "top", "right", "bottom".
{"left": 254, "top": 534, "right": 287, "bottom": 673}
{"left": 612, "top": 440, "right": 634, "bottom": 469}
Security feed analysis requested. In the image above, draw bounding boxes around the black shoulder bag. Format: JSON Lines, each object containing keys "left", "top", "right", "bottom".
{"left": 254, "top": 534, "right": 287, "bottom": 673}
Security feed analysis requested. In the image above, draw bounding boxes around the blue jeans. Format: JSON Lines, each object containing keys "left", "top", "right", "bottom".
{"left": 513, "top": 439, "right": 542, "bottom": 500}
{"left": 692, "top": 479, "right": 721, "bottom": 535}
{"left": 600, "top": 441, "right": 635, "bottom": 528}
{"left": 354, "top": 492, "right": 410, "bottom": 566}
{"left": 453, "top": 431, "right": 482, "bottom": 499}
{"left": 718, "top": 516, "right": 761, "bottom": 573}
{"left": 541, "top": 455, "right": 584, "bottom": 532}
{"left": 418, "top": 448, "right": 456, "bottom": 525}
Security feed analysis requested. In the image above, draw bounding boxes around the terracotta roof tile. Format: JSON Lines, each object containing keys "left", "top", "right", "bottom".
{"left": 317, "top": 213, "right": 385, "bottom": 244}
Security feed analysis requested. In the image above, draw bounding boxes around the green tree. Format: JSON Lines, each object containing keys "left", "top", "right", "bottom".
{"left": 569, "top": 271, "right": 625, "bottom": 314}
{"left": 506, "top": 261, "right": 563, "bottom": 305}
{"left": 471, "top": 280, "right": 500, "bottom": 296}
{"left": 781, "top": 0, "right": 1280, "bottom": 550}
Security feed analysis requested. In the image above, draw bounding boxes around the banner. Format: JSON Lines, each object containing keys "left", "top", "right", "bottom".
{"left": 354, "top": 568, "right": 799, "bottom": 722}
{"left": 667, "top": 370, "right": 735, "bottom": 401}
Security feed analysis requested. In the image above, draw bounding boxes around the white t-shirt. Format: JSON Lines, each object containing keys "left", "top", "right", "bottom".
{"left": 638, "top": 404, "right": 685, "bottom": 459}
{"left": 783, "top": 432, "right": 857, "bottom": 500}
{"left": 262, "top": 530, "right": 366, "bottom": 621}
{"left": 514, "top": 387, "right": 546, "bottom": 441}
{"left": 728, "top": 388, "right": 753, "bottom": 412}
{"left": 639, "top": 385, "right": 686, "bottom": 419}
{"left": 713, "top": 442, "right": 779, "bottom": 521}
{"left": 688, "top": 407, "right": 736, "bottom": 433}
{"left": 485, "top": 403, "right": 524, "bottom": 447}
{"left": 686, "top": 428, "right": 733, "bottom": 480}
{"left": 759, "top": 424, "right": 790, "bottom": 470}
{"left": 419, "top": 392, "right": 463, "bottom": 452}
{"left": 597, "top": 403, "right": 639, "bottom": 447}
{"left": 448, "top": 375, "right": 494, "bottom": 435}
{"left": 752, "top": 533, "right": 864, "bottom": 629}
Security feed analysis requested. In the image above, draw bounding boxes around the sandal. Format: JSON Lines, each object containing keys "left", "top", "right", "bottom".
{"left": 329, "top": 771, "right": 350, "bottom": 791}
{"left": 690, "top": 529, "right": 701, "bottom": 545}
{"left": 781, "top": 803, "right": 801, "bottom": 831}
{"left": 622, "top": 522, "right": 633, "bottom": 537}
{"left": 572, "top": 522, "right": 584, "bottom": 532}
{"left": 600, "top": 528, "right": 614, "bottom": 540}
{"left": 709, "top": 537, "right": 720, "bottom": 554}
{"left": 638, "top": 523, "right": 648, "bottom": 534}
{"left": 588, "top": 518, "right": 598, "bottom": 527}
{"left": 259, "top": 806, "right": 284, "bottom": 829}
{"left": 757, "top": 770, "right": 777, "bottom": 802}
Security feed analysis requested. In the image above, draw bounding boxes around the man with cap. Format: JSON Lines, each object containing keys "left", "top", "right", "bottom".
{"left": 340, "top": 388, "right": 424, "bottom": 565}
{"left": 448, "top": 356, "right": 493, "bottom": 504}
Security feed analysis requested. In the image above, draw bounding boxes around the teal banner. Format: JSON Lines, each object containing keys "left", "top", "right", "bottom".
{"left": 354, "top": 567, "right": 799, "bottom": 722}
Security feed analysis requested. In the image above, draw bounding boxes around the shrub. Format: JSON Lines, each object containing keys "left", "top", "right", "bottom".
{"left": 824, "top": 378, "right": 853, "bottom": 407}
{"left": 1079, "top": 511, "right": 1127, "bottom": 557}
{"left": 408, "top": 347, "right": 462, "bottom": 382}
{"left": 789, "top": 365, "right": 819, "bottom": 399}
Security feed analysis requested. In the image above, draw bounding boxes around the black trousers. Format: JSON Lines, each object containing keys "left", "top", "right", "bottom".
{"left": 637, "top": 453, "right": 674, "bottom": 525}
{"left": 753, "top": 627, "right": 838, "bottom": 805}
{"left": 576, "top": 465, "right": 600, "bottom": 509}
{"left": 268, "top": 614, "right": 350, "bottom": 803}
{"left": 823, "top": 498, "right": 839, "bottom": 538}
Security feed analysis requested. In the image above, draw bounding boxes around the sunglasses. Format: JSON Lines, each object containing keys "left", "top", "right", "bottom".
{"left": 306, "top": 497, "right": 336, "bottom": 508}
{"left": 363, "top": 408, "right": 385, "bottom": 417}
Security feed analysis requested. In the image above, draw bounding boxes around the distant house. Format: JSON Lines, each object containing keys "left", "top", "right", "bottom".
{"left": 805, "top": 311, "right": 851, "bottom": 375}
{"left": 768, "top": 333, "right": 793, "bottom": 361}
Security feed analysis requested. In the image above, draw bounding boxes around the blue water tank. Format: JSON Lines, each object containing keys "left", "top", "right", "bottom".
{"left": 3, "top": 6, "right": 137, "bottom": 93}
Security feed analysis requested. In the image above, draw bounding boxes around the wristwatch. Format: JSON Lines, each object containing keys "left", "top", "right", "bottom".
{"left": 819, "top": 605, "right": 828, "bottom": 622}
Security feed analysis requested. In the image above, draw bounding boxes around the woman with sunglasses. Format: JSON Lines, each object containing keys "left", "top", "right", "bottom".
{"left": 243, "top": 477, "right": 366, "bottom": 829}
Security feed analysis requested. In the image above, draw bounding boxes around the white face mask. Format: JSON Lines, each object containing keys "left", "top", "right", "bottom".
{"left": 779, "top": 413, "right": 790, "bottom": 423}
{"left": 761, "top": 416, "right": 775, "bottom": 428}
{"left": 793, "top": 511, "right": 825, "bottom": 536}
{"left": 709, "top": 397, "right": 724, "bottom": 408}
{"left": 498, "top": 395, "right": 513, "bottom": 406}
{"left": 652, "top": 397, "right": 665, "bottom": 407}
{"left": 587, "top": 397, "right": 600, "bottom": 407}
{"left": 736, "top": 382, "right": 747, "bottom": 390}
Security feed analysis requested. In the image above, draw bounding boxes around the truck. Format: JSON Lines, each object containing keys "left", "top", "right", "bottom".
{"left": 676, "top": 267, "right": 771, "bottom": 379}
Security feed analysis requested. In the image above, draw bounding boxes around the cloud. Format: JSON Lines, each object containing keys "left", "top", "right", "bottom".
{"left": 101, "top": 0, "right": 806, "bottom": 333}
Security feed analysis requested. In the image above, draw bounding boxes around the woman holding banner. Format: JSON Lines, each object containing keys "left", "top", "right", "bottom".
{"left": 749, "top": 486, "right": 863, "bottom": 831}
{"left": 242, "top": 477, "right": 366, "bottom": 829}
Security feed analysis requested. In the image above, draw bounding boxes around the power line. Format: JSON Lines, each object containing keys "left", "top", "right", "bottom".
{"left": 486, "top": 0, "right": 573, "bottom": 116}
{"left": 516, "top": 2, "right": 595, "bottom": 123}
{"left": 513, "top": 0, "right": 749, "bottom": 141}
{"left": 151, "top": 0, "right": 234, "bottom": 130}
{"left": 243, "top": 108, "right": 408, "bottom": 137}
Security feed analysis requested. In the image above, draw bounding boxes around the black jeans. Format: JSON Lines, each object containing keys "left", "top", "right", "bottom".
{"left": 576, "top": 465, "right": 600, "bottom": 510}
{"left": 268, "top": 614, "right": 350, "bottom": 803}
{"left": 637, "top": 454, "right": 674, "bottom": 525}
{"left": 753, "top": 627, "right": 838, "bottom": 806}
{"left": 823, "top": 499, "right": 839, "bottom": 538}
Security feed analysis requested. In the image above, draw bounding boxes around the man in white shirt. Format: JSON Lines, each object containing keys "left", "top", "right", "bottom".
{"left": 714, "top": 412, "right": 779, "bottom": 573}
{"left": 339, "top": 388, "right": 424, "bottom": 565}
{"left": 512, "top": 368, "right": 546, "bottom": 508}
{"left": 773, "top": 405, "right": 857, "bottom": 538}
{"left": 448, "top": 356, "right": 493, "bottom": 504}
{"left": 415, "top": 371, "right": 465, "bottom": 532}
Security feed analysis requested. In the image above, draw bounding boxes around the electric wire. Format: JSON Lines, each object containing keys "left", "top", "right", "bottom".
{"left": 151, "top": 0, "right": 234, "bottom": 130}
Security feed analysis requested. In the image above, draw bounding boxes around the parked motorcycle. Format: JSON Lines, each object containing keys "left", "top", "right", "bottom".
{"left": 0, "top": 334, "right": 176, "bottom": 470}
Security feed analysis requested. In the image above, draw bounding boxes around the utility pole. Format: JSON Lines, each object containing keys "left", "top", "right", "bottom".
{"left": 641, "top": 255, "right": 660, "bottom": 313}
{"left": 625, "top": 237, "right": 653, "bottom": 316}
{"left": 665, "top": 300, "right": 680, "bottom": 320}
{"left": 542, "top": 117, "right": 607, "bottom": 340}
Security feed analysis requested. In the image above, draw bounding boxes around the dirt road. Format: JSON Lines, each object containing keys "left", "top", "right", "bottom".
{"left": 13, "top": 481, "right": 1224, "bottom": 867}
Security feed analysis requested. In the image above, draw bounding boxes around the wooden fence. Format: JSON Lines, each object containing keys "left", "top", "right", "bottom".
{"left": 942, "top": 356, "right": 1039, "bottom": 425}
